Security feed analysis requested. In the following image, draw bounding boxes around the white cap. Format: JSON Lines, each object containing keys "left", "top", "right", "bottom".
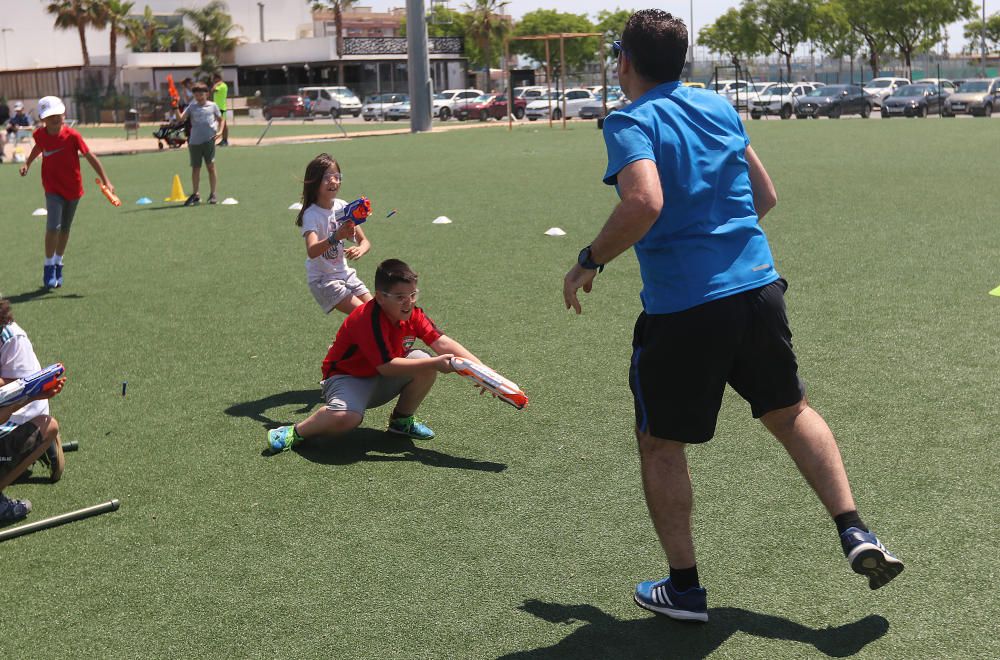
{"left": 37, "top": 96, "right": 66, "bottom": 119}
{"left": 13, "top": 101, "right": 23, "bottom": 111}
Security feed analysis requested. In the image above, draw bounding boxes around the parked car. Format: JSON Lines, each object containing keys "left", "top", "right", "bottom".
{"left": 709, "top": 79, "right": 749, "bottom": 96}
{"left": 913, "top": 78, "right": 957, "bottom": 95}
{"left": 683, "top": 81, "right": 706, "bottom": 88}
{"left": 454, "top": 94, "right": 527, "bottom": 120}
{"left": 881, "top": 84, "right": 945, "bottom": 118}
{"left": 512, "top": 86, "right": 547, "bottom": 101}
{"left": 942, "top": 78, "right": 1000, "bottom": 117}
{"left": 263, "top": 95, "right": 308, "bottom": 120}
{"left": 298, "top": 86, "right": 363, "bottom": 117}
{"left": 431, "top": 89, "right": 484, "bottom": 120}
{"left": 730, "top": 81, "right": 776, "bottom": 109}
{"left": 796, "top": 84, "right": 872, "bottom": 118}
{"left": 750, "top": 82, "right": 820, "bottom": 119}
{"left": 578, "top": 91, "right": 630, "bottom": 119}
{"left": 525, "top": 89, "right": 595, "bottom": 121}
{"left": 386, "top": 100, "right": 411, "bottom": 120}
{"left": 861, "top": 77, "right": 910, "bottom": 107}
{"left": 362, "top": 93, "right": 408, "bottom": 121}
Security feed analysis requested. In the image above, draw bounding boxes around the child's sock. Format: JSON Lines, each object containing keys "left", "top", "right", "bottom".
{"left": 54, "top": 255, "right": 63, "bottom": 265}
{"left": 45, "top": 256, "right": 56, "bottom": 266}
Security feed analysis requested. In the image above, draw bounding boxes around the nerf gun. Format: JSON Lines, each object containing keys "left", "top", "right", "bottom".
{"left": 0, "top": 363, "right": 65, "bottom": 408}
{"left": 449, "top": 357, "right": 528, "bottom": 410}
{"left": 341, "top": 197, "right": 372, "bottom": 225}
{"left": 96, "top": 178, "right": 121, "bottom": 207}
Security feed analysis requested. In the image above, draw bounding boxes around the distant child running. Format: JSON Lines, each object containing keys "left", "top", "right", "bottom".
{"left": 177, "top": 82, "right": 224, "bottom": 206}
{"left": 296, "top": 153, "right": 373, "bottom": 315}
{"left": 19, "top": 96, "right": 114, "bottom": 290}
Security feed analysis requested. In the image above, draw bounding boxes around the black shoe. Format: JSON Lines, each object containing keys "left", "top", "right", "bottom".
{"left": 184, "top": 193, "right": 201, "bottom": 206}
{"left": 218, "top": 140, "right": 229, "bottom": 147}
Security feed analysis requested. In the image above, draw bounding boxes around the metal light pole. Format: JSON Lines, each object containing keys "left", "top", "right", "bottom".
{"left": 982, "top": 0, "right": 987, "bottom": 76}
{"left": 0, "top": 28, "right": 12, "bottom": 70}
{"left": 258, "top": 2, "right": 265, "bottom": 43}
{"left": 406, "top": 0, "right": 432, "bottom": 132}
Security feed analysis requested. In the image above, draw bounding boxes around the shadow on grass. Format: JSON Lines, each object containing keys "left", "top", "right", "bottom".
{"left": 224, "top": 389, "right": 319, "bottom": 429}
{"left": 3, "top": 289, "right": 85, "bottom": 304}
{"left": 122, "top": 205, "right": 191, "bottom": 214}
{"left": 501, "top": 600, "right": 888, "bottom": 659}
{"left": 289, "top": 428, "right": 506, "bottom": 473}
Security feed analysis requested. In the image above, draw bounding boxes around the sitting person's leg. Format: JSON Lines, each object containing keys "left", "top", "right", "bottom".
{"left": 0, "top": 416, "right": 60, "bottom": 524}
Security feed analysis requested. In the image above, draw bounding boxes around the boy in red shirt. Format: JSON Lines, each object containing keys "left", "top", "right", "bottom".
{"left": 20, "top": 96, "right": 115, "bottom": 290}
{"left": 268, "top": 259, "right": 481, "bottom": 452}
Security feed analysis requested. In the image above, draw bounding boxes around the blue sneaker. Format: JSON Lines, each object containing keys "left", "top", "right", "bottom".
{"left": 387, "top": 415, "right": 435, "bottom": 440}
{"left": 0, "top": 492, "right": 32, "bottom": 525}
{"left": 54, "top": 263, "right": 63, "bottom": 288}
{"left": 841, "top": 527, "right": 904, "bottom": 590}
{"left": 43, "top": 264, "right": 56, "bottom": 289}
{"left": 634, "top": 577, "right": 708, "bottom": 622}
{"left": 267, "top": 425, "right": 301, "bottom": 453}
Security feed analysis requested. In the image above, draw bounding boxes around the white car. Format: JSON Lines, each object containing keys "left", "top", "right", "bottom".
{"left": 525, "top": 88, "right": 595, "bottom": 121}
{"left": 862, "top": 77, "right": 910, "bottom": 108}
{"left": 513, "top": 86, "right": 547, "bottom": 101}
{"left": 730, "top": 81, "right": 777, "bottom": 109}
{"left": 362, "top": 93, "right": 408, "bottom": 121}
{"left": 298, "top": 86, "right": 363, "bottom": 117}
{"left": 431, "top": 89, "right": 484, "bottom": 120}
{"left": 750, "top": 82, "right": 823, "bottom": 119}
{"left": 913, "top": 78, "right": 957, "bottom": 95}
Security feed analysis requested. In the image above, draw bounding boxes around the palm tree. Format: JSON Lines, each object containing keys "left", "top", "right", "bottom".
{"left": 93, "top": 0, "right": 136, "bottom": 94}
{"left": 45, "top": 0, "right": 101, "bottom": 67}
{"left": 179, "top": 0, "right": 243, "bottom": 62}
{"left": 462, "top": 0, "right": 511, "bottom": 71}
{"left": 309, "top": 0, "right": 362, "bottom": 57}
{"left": 125, "top": 5, "right": 159, "bottom": 52}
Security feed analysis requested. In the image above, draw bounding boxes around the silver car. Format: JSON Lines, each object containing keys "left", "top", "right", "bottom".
{"left": 942, "top": 78, "right": 1000, "bottom": 117}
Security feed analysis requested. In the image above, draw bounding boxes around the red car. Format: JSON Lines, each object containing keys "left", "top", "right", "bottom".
{"left": 454, "top": 94, "right": 527, "bottom": 121}
{"left": 263, "top": 95, "right": 308, "bottom": 120}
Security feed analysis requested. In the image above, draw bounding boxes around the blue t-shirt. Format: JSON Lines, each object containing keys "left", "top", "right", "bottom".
{"left": 603, "top": 81, "right": 779, "bottom": 314}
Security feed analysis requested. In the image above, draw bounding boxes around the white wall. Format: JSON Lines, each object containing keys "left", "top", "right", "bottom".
{"left": 0, "top": 0, "right": 314, "bottom": 72}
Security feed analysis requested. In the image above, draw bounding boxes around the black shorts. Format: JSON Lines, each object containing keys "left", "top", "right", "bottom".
{"left": 629, "top": 278, "right": 805, "bottom": 443}
{"left": 0, "top": 421, "right": 43, "bottom": 481}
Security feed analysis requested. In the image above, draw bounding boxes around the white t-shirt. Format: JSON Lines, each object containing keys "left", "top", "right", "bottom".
{"left": 0, "top": 321, "right": 49, "bottom": 425}
{"left": 300, "top": 200, "right": 358, "bottom": 283}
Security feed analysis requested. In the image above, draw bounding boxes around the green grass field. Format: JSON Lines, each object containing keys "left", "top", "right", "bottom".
{"left": 2, "top": 119, "right": 998, "bottom": 658}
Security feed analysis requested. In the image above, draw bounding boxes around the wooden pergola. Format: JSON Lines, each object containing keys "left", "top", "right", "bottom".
{"left": 503, "top": 32, "right": 607, "bottom": 130}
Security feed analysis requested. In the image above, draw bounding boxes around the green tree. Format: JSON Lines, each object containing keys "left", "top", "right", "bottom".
{"left": 125, "top": 4, "right": 158, "bottom": 51}
{"left": 697, "top": 6, "right": 766, "bottom": 67}
{"left": 595, "top": 8, "right": 633, "bottom": 64}
{"left": 843, "top": 0, "right": 893, "bottom": 78}
{"left": 812, "top": 0, "right": 862, "bottom": 61}
{"left": 309, "top": 0, "right": 362, "bottom": 56}
{"left": 45, "top": 0, "right": 101, "bottom": 67}
{"left": 180, "top": 0, "right": 243, "bottom": 62}
{"left": 512, "top": 9, "right": 599, "bottom": 72}
{"left": 879, "top": 0, "right": 976, "bottom": 77}
{"left": 462, "top": 0, "right": 511, "bottom": 69}
{"left": 751, "top": 0, "right": 818, "bottom": 81}
{"left": 964, "top": 13, "right": 1000, "bottom": 55}
{"left": 93, "top": 0, "right": 136, "bottom": 94}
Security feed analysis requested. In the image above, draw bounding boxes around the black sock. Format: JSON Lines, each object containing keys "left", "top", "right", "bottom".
{"left": 390, "top": 410, "right": 409, "bottom": 420}
{"left": 834, "top": 510, "right": 868, "bottom": 535}
{"left": 669, "top": 565, "right": 700, "bottom": 592}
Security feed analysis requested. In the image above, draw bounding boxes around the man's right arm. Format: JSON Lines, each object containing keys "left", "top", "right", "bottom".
{"left": 746, "top": 145, "right": 777, "bottom": 219}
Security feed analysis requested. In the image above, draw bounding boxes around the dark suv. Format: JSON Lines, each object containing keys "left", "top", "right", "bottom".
{"left": 795, "top": 85, "right": 872, "bottom": 119}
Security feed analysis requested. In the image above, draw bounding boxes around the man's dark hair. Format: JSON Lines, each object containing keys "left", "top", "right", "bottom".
{"left": 375, "top": 259, "right": 418, "bottom": 291}
{"left": 622, "top": 10, "right": 688, "bottom": 84}
{"left": 192, "top": 83, "right": 209, "bottom": 94}
{"left": 213, "top": 73, "right": 223, "bottom": 82}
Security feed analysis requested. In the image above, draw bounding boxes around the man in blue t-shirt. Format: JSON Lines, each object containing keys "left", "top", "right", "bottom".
{"left": 562, "top": 9, "right": 902, "bottom": 623}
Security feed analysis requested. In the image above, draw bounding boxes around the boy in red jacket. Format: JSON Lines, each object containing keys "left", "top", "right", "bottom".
{"left": 20, "top": 96, "right": 115, "bottom": 290}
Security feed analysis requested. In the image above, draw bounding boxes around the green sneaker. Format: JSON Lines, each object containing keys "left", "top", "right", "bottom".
{"left": 267, "top": 425, "right": 302, "bottom": 453}
{"left": 387, "top": 415, "right": 435, "bottom": 440}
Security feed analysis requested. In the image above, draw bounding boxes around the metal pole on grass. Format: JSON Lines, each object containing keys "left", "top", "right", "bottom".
{"left": 545, "top": 40, "right": 552, "bottom": 129}
{"left": 0, "top": 500, "right": 120, "bottom": 543}
{"left": 406, "top": 0, "right": 433, "bottom": 133}
{"left": 559, "top": 35, "right": 567, "bottom": 129}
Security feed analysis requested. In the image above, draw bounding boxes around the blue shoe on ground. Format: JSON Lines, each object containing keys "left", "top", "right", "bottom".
{"left": 54, "top": 263, "right": 63, "bottom": 288}
{"left": 387, "top": 415, "right": 435, "bottom": 440}
{"left": 267, "top": 426, "right": 299, "bottom": 453}
{"left": 634, "top": 577, "right": 708, "bottom": 622}
{"left": 0, "top": 492, "right": 32, "bottom": 525}
{"left": 841, "top": 527, "right": 904, "bottom": 590}
{"left": 43, "top": 264, "right": 56, "bottom": 289}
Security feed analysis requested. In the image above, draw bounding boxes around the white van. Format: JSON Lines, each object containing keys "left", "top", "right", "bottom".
{"left": 298, "top": 86, "right": 363, "bottom": 117}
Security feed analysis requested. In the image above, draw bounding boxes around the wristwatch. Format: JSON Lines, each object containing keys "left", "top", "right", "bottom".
{"left": 577, "top": 245, "right": 605, "bottom": 272}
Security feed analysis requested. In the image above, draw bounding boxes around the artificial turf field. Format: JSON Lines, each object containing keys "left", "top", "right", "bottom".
{"left": 1, "top": 117, "right": 998, "bottom": 658}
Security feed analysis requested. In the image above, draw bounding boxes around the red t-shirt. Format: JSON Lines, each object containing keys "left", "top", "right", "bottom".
{"left": 322, "top": 300, "right": 443, "bottom": 379}
{"left": 33, "top": 125, "right": 89, "bottom": 200}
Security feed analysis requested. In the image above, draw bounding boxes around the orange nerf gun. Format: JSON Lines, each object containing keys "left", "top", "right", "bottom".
{"left": 449, "top": 357, "right": 528, "bottom": 410}
{"left": 96, "top": 178, "right": 121, "bottom": 206}
{"left": 341, "top": 197, "right": 372, "bottom": 224}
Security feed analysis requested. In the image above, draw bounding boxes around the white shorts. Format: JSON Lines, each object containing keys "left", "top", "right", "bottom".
{"left": 321, "top": 350, "right": 431, "bottom": 416}
{"left": 308, "top": 272, "right": 370, "bottom": 313}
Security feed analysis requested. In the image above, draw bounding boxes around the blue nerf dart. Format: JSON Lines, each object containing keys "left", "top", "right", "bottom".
{"left": 122, "top": 381, "right": 127, "bottom": 397}
{"left": 386, "top": 209, "right": 398, "bottom": 218}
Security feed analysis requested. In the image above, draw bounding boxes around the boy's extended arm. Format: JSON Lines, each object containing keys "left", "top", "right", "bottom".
{"left": 376, "top": 353, "right": 453, "bottom": 377}
{"left": 430, "top": 335, "right": 479, "bottom": 363}
{"left": 84, "top": 152, "right": 113, "bottom": 191}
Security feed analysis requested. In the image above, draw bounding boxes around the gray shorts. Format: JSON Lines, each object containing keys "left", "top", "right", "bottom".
{"left": 321, "top": 349, "right": 430, "bottom": 416}
{"left": 189, "top": 141, "right": 216, "bottom": 168}
{"left": 309, "top": 272, "right": 370, "bottom": 313}
{"left": 45, "top": 193, "right": 80, "bottom": 232}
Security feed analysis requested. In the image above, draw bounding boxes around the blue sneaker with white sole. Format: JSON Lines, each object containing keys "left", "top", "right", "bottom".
{"left": 54, "top": 263, "right": 63, "bottom": 288}
{"left": 387, "top": 415, "right": 435, "bottom": 440}
{"left": 43, "top": 264, "right": 56, "bottom": 289}
{"left": 840, "top": 527, "right": 904, "bottom": 590}
{"left": 267, "top": 425, "right": 301, "bottom": 453}
{"left": 634, "top": 577, "right": 708, "bottom": 622}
